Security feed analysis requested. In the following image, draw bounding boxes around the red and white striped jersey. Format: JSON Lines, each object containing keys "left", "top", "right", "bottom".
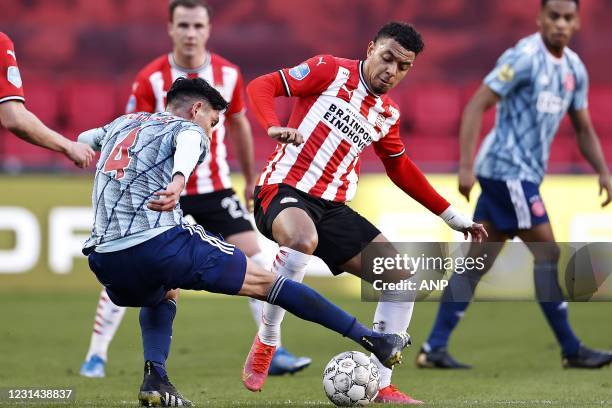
{"left": 126, "top": 52, "right": 245, "bottom": 195}
{"left": 258, "top": 54, "right": 405, "bottom": 202}
{"left": 0, "top": 32, "right": 25, "bottom": 104}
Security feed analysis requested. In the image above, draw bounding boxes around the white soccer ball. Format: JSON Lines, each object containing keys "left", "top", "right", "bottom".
{"left": 323, "top": 351, "right": 380, "bottom": 406}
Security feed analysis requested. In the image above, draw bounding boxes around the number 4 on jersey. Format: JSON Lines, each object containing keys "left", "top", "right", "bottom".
{"left": 103, "top": 128, "right": 140, "bottom": 179}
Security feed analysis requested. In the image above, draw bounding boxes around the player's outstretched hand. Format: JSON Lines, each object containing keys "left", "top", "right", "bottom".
{"left": 458, "top": 167, "right": 475, "bottom": 202}
{"left": 466, "top": 223, "right": 488, "bottom": 243}
{"left": 440, "top": 206, "right": 488, "bottom": 242}
{"left": 268, "top": 126, "right": 304, "bottom": 146}
{"left": 598, "top": 173, "right": 612, "bottom": 207}
{"left": 148, "top": 175, "right": 185, "bottom": 212}
{"left": 67, "top": 141, "right": 95, "bottom": 168}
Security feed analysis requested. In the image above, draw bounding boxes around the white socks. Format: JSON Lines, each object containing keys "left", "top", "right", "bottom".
{"left": 370, "top": 291, "right": 415, "bottom": 388}
{"left": 258, "top": 247, "right": 311, "bottom": 346}
{"left": 85, "top": 289, "right": 126, "bottom": 361}
{"left": 247, "top": 252, "right": 268, "bottom": 328}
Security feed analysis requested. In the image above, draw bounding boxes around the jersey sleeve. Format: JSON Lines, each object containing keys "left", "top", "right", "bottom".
{"left": 375, "top": 122, "right": 450, "bottom": 215}
{"left": 0, "top": 33, "right": 25, "bottom": 103}
{"left": 484, "top": 47, "right": 533, "bottom": 98}
{"left": 570, "top": 60, "right": 589, "bottom": 111}
{"left": 372, "top": 122, "right": 406, "bottom": 159}
{"left": 173, "top": 122, "right": 209, "bottom": 165}
{"left": 278, "top": 54, "right": 338, "bottom": 97}
{"left": 226, "top": 69, "right": 245, "bottom": 116}
{"left": 77, "top": 127, "right": 106, "bottom": 151}
{"left": 172, "top": 129, "right": 205, "bottom": 178}
{"left": 126, "top": 74, "right": 155, "bottom": 113}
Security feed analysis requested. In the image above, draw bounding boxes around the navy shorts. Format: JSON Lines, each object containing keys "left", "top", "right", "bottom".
{"left": 474, "top": 177, "right": 549, "bottom": 234}
{"left": 88, "top": 225, "right": 247, "bottom": 307}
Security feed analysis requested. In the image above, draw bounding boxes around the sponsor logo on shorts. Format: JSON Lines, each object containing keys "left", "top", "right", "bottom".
{"left": 530, "top": 196, "right": 546, "bottom": 217}
{"left": 280, "top": 197, "right": 298, "bottom": 204}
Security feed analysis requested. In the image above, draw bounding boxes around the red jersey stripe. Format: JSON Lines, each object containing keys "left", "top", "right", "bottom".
{"left": 185, "top": 166, "right": 199, "bottom": 194}
{"left": 262, "top": 143, "right": 287, "bottom": 186}
{"left": 334, "top": 156, "right": 358, "bottom": 202}
{"left": 208, "top": 130, "right": 224, "bottom": 190}
{"left": 282, "top": 121, "right": 331, "bottom": 186}
{"left": 212, "top": 57, "right": 224, "bottom": 86}
{"left": 308, "top": 140, "right": 352, "bottom": 197}
{"left": 359, "top": 93, "right": 377, "bottom": 118}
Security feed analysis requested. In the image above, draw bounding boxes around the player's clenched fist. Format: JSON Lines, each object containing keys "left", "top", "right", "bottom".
{"left": 268, "top": 126, "right": 304, "bottom": 146}
{"left": 458, "top": 167, "right": 476, "bottom": 202}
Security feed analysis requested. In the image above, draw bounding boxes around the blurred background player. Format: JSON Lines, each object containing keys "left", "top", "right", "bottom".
{"left": 417, "top": 0, "right": 612, "bottom": 370}
{"left": 0, "top": 32, "right": 93, "bottom": 168}
{"left": 78, "top": 77, "right": 410, "bottom": 407}
{"left": 243, "top": 21, "right": 487, "bottom": 403}
{"left": 80, "top": 0, "right": 310, "bottom": 379}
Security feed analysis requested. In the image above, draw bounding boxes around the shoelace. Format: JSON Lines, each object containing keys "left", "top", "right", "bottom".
{"left": 252, "top": 344, "right": 275, "bottom": 373}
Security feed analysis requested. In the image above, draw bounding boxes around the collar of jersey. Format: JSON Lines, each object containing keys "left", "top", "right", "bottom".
{"left": 536, "top": 33, "right": 565, "bottom": 65}
{"left": 168, "top": 52, "right": 211, "bottom": 73}
{"left": 359, "top": 60, "right": 381, "bottom": 97}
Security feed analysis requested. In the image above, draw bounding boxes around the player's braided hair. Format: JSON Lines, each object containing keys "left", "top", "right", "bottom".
{"left": 541, "top": 0, "right": 579, "bottom": 8}
{"left": 373, "top": 22, "right": 424, "bottom": 55}
{"left": 166, "top": 77, "right": 229, "bottom": 111}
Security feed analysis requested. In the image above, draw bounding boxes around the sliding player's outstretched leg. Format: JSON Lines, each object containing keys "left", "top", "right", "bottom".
{"left": 240, "top": 258, "right": 411, "bottom": 392}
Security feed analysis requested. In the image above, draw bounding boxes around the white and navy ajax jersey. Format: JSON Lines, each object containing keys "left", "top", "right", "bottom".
{"left": 84, "top": 112, "right": 208, "bottom": 249}
{"left": 475, "top": 33, "right": 589, "bottom": 184}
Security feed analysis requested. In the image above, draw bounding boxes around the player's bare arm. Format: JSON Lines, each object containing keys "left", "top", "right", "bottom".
{"left": 267, "top": 126, "right": 304, "bottom": 146}
{"left": 458, "top": 85, "right": 500, "bottom": 201}
{"left": 568, "top": 108, "right": 612, "bottom": 207}
{"left": 226, "top": 112, "right": 257, "bottom": 210}
{"left": 0, "top": 100, "right": 94, "bottom": 168}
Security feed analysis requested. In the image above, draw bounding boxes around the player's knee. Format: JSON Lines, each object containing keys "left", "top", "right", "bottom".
{"left": 284, "top": 232, "right": 318, "bottom": 254}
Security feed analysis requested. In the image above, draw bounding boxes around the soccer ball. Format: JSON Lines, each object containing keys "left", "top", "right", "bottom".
{"left": 322, "top": 351, "right": 380, "bottom": 406}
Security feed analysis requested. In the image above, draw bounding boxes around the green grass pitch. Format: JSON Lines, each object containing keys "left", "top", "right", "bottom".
{"left": 1, "top": 277, "right": 611, "bottom": 407}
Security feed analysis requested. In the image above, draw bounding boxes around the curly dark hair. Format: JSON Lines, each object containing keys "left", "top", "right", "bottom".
{"left": 373, "top": 22, "right": 424, "bottom": 55}
{"left": 166, "top": 77, "right": 229, "bottom": 111}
